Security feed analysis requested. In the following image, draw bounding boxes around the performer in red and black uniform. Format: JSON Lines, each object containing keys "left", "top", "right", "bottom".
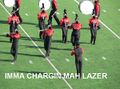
{"left": 60, "top": 9, "right": 70, "bottom": 43}
{"left": 43, "top": 25, "right": 54, "bottom": 57}
{"left": 8, "top": 13, "right": 20, "bottom": 42}
{"left": 7, "top": 30, "right": 21, "bottom": 63}
{"left": 71, "top": 43, "right": 84, "bottom": 78}
{"left": 38, "top": 3, "right": 48, "bottom": 39}
{"left": 70, "top": 14, "right": 82, "bottom": 46}
{"left": 12, "top": 0, "right": 22, "bottom": 23}
{"left": 48, "top": 0, "right": 60, "bottom": 25}
{"left": 89, "top": 16, "right": 100, "bottom": 45}
{"left": 93, "top": 0, "right": 100, "bottom": 18}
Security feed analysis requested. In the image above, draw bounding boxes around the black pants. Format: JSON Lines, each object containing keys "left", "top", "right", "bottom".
{"left": 90, "top": 29, "right": 97, "bottom": 45}
{"left": 10, "top": 40, "right": 18, "bottom": 62}
{"left": 48, "top": 9, "right": 60, "bottom": 25}
{"left": 92, "top": 9, "right": 100, "bottom": 18}
{"left": 44, "top": 36, "right": 51, "bottom": 56}
{"left": 9, "top": 23, "right": 18, "bottom": 42}
{"left": 71, "top": 32, "right": 80, "bottom": 46}
{"left": 62, "top": 27, "right": 68, "bottom": 43}
{"left": 75, "top": 58, "right": 82, "bottom": 78}
{"left": 15, "top": 11, "right": 22, "bottom": 23}
{"left": 39, "top": 20, "right": 46, "bottom": 39}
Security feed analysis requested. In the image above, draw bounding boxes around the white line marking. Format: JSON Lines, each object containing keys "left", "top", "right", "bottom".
{"left": 74, "top": 0, "right": 120, "bottom": 40}
{"left": 102, "top": 56, "right": 107, "bottom": 60}
{"left": 0, "top": 2, "right": 73, "bottom": 89}
{"left": 84, "top": 58, "right": 88, "bottom": 61}
{"left": 99, "top": 20, "right": 120, "bottom": 39}
{"left": 65, "top": 58, "right": 70, "bottom": 62}
{"left": 74, "top": 0, "right": 79, "bottom": 4}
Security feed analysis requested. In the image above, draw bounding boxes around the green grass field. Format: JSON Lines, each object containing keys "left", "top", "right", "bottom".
{"left": 0, "top": 0, "right": 120, "bottom": 89}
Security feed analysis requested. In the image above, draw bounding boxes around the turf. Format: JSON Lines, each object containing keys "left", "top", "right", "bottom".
{"left": 0, "top": 0, "right": 120, "bottom": 89}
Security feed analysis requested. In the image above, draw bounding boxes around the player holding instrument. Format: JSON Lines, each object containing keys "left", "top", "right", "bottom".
{"left": 60, "top": 9, "right": 70, "bottom": 43}
{"left": 48, "top": 0, "right": 60, "bottom": 25}
{"left": 89, "top": 16, "right": 100, "bottom": 45}
{"left": 92, "top": 0, "right": 100, "bottom": 18}
{"left": 6, "top": 30, "right": 21, "bottom": 64}
{"left": 12, "top": 0, "right": 22, "bottom": 23}
{"left": 70, "top": 14, "right": 82, "bottom": 46}
{"left": 38, "top": 3, "right": 48, "bottom": 39}
{"left": 43, "top": 25, "right": 54, "bottom": 57}
{"left": 8, "top": 13, "right": 20, "bottom": 42}
{"left": 71, "top": 43, "right": 84, "bottom": 78}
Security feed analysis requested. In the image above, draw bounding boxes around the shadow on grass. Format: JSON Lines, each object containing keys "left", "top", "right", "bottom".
{"left": 23, "top": 45, "right": 72, "bottom": 51}
{"left": 0, "top": 40, "right": 10, "bottom": 43}
{"left": 0, "top": 59, "right": 12, "bottom": 62}
{"left": 0, "top": 20, "right": 8, "bottom": 24}
{"left": 14, "top": 70, "right": 45, "bottom": 74}
{"left": 0, "top": 51, "right": 44, "bottom": 59}
{"left": 20, "top": 36, "right": 42, "bottom": 41}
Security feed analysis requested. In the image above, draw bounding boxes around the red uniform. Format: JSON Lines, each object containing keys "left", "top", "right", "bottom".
{"left": 71, "top": 46, "right": 84, "bottom": 78}
{"left": 52, "top": 0, "right": 58, "bottom": 10}
{"left": 94, "top": 1, "right": 100, "bottom": 17}
{"left": 17, "top": 0, "right": 21, "bottom": 8}
{"left": 71, "top": 22, "right": 82, "bottom": 46}
{"left": 89, "top": 17, "right": 99, "bottom": 29}
{"left": 10, "top": 32, "right": 20, "bottom": 62}
{"left": 38, "top": 11, "right": 48, "bottom": 20}
{"left": 89, "top": 17, "right": 99, "bottom": 45}
{"left": 71, "top": 22, "right": 82, "bottom": 31}
{"left": 44, "top": 28, "right": 54, "bottom": 37}
{"left": 44, "top": 28, "right": 54, "bottom": 57}
{"left": 10, "top": 33, "right": 21, "bottom": 39}
{"left": 60, "top": 17, "right": 70, "bottom": 26}
{"left": 71, "top": 47, "right": 84, "bottom": 56}
{"left": 8, "top": 15, "right": 20, "bottom": 24}
{"left": 48, "top": 0, "right": 60, "bottom": 25}
{"left": 60, "top": 17, "right": 70, "bottom": 43}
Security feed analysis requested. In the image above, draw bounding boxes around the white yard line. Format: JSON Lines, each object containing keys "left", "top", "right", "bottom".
{"left": 0, "top": 2, "right": 73, "bottom": 89}
{"left": 74, "top": 0, "right": 120, "bottom": 40}
{"left": 74, "top": 0, "right": 79, "bottom": 4}
{"left": 99, "top": 20, "right": 120, "bottom": 39}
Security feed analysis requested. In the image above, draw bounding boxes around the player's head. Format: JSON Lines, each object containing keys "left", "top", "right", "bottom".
{"left": 12, "top": 12, "right": 16, "bottom": 16}
{"left": 75, "top": 14, "right": 79, "bottom": 23}
{"left": 48, "top": 24, "right": 52, "bottom": 29}
{"left": 75, "top": 43, "right": 80, "bottom": 48}
{"left": 41, "top": 3, "right": 45, "bottom": 12}
{"left": 95, "top": 15, "right": 98, "bottom": 19}
{"left": 15, "top": 30, "right": 19, "bottom": 34}
{"left": 94, "top": 0, "right": 99, "bottom": 4}
{"left": 63, "top": 9, "right": 67, "bottom": 18}
{"left": 92, "top": 15, "right": 96, "bottom": 19}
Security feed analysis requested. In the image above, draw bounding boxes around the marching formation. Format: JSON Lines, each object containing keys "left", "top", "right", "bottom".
{"left": 5, "top": 0, "right": 100, "bottom": 78}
